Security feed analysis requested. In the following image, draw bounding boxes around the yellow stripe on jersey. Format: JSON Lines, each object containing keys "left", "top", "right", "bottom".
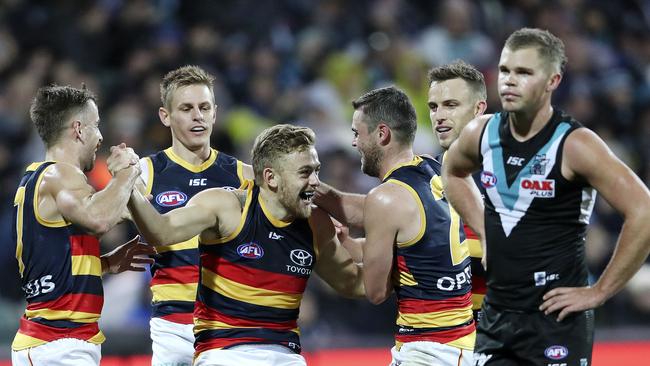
{"left": 156, "top": 236, "right": 198, "bottom": 253}
{"left": 472, "top": 294, "right": 485, "bottom": 310}
{"left": 383, "top": 156, "right": 423, "bottom": 181}
{"left": 24, "top": 309, "right": 100, "bottom": 323}
{"left": 12, "top": 332, "right": 47, "bottom": 351}
{"left": 392, "top": 268, "right": 418, "bottom": 287}
{"left": 164, "top": 147, "right": 218, "bottom": 173}
{"left": 33, "top": 166, "right": 69, "bottom": 228}
{"left": 14, "top": 186, "right": 26, "bottom": 277}
{"left": 385, "top": 179, "right": 425, "bottom": 248}
{"left": 71, "top": 256, "right": 102, "bottom": 276}
{"left": 202, "top": 185, "right": 254, "bottom": 245}
{"left": 236, "top": 160, "right": 245, "bottom": 186}
{"left": 151, "top": 283, "right": 198, "bottom": 303}
{"left": 144, "top": 157, "right": 154, "bottom": 196}
{"left": 430, "top": 175, "right": 445, "bottom": 200}
{"left": 396, "top": 306, "right": 473, "bottom": 328}
{"left": 259, "top": 195, "right": 292, "bottom": 228}
{"left": 193, "top": 319, "right": 300, "bottom": 334}
{"left": 447, "top": 330, "right": 476, "bottom": 351}
{"left": 201, "top": 268, "right": 302, "bottom": 309}
{"left": 87, "top": 331, "right": 106, "bottom": 344}
{"left": 468, "top": 238, "right": 482, "bottom": 258}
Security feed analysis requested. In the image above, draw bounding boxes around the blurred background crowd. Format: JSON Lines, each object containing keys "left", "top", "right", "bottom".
{"left": 1, "top": 0, "right": 650, "bottom": 358}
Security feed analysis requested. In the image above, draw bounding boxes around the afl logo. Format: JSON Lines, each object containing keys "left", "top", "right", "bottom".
{"left": 156, "top": 191, "right": 187, "bottom": 207}
{"left": 290, "top": 249, "right": 313, "bottom": 267}
{"left": 480, "top": 171, "right": 497, "bottom": 188}
{"left": 544, "top": 345, "right": 568, "bottom": 360}
{"left": 237, "top": 243, "right": 264, "bottom": 259}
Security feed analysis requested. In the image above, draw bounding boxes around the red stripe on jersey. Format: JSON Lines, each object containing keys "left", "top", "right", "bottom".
{"left": 161, "top": 312, "right": 194, "bottom": 324}
{"left": 195, "top": 300, "right": 297, "bottom": 330}
{"left": 472, "top": 276, "right": 486, "bottom": 295}
{"left": 69, "top": 235, "right": 100, "bottom": 257}
{"left": 195, "top": 337, "right": 271, "bottom": 355}
{"left": 18, "top": 317, "right": 101, "bottom": 342}
{"left": 150, "top": 265, "right": 199, "bottom": 286}
{"left": 395, "top": 322, "right": 475, "bottom": 344}
{"left": 396, "top": 255, "right": 411, "bottom": 273}
{"left": 201, "top": 256, "right": 308, "bottom": 294}
{"left": 463, "top": 225, "right": 478, "bottom": 240}
{"left": 26, "top": 293, "right": 103, "bottom": 314}
{"left": 398, "top": 292, "right": 472, "bottom": 314}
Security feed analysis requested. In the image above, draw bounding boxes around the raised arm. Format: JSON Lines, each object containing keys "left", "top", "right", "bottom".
{"left": 311, "top": 208, "right": 364, "bottom": 298}
{"left": 541, "top": 128, "right": 650, "bottom": 320}
{"left": 314, "top": 182, "right": 366, "bottom": 229}
{"left": 42, "top": 162, "right": 140, "bottom": 237}
{"left": 442, "top": 115, "right": 488, "bottom": 261}
{"left": 128, "top": 187, "right": 238, "bottom": 246}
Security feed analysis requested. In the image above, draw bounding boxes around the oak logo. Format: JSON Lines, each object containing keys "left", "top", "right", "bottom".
{"left": 156, "top": 191, "right": 187, "bottom": 207}
{"left": 520, "top": 178, "right": 555, "bottom": 198}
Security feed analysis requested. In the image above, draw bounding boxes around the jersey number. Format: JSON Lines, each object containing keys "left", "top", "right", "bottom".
{"left": 430, "top": 176, "right": 469, "bottom": 265}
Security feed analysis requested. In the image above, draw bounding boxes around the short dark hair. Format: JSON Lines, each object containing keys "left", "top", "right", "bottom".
{"left": 30, "top": 85, "right": 97, "bottom": 147}
{"left": 251, "top": 124, "right": 316, "bottom": 183}
{"left": 504, "top": 28, "right": 567, "bottom": 74}
{"left": 351, "top": 86, "right": 417, "bottom": 145}
{"left": 160, "top": 65, "right": 215, "bottom": 109}
{"left": 428, "top": 60, "right": 487, "bottom": 100}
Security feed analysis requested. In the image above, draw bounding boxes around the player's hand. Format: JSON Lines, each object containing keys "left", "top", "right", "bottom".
{"left": 107, "top": 143, "right": 139, "bottom": 176}
{"left": 102, "top": 235, "right": 156, "bottom": 274}
{"left": 540, "top": 286, "right": 607, "bottom": 321}
{"left": 332, "top": 217, "right": 350, "bottom": 244}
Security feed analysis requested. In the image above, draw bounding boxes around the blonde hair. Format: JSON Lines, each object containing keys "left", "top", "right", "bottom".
{"left": 160, "top": 65, "right": 215, "bottom": 109}
{"left": 251, "top": 124, "right": 316, "bottom": 183}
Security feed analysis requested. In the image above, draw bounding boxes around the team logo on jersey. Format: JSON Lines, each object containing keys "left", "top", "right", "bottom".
{"left": 530, "top": 154, "right": 549, "bottom": 175}
{"left": 545, "top": 345, "right": 568, "bottom": 360}
{"left": 156, "top": 191, "right": 188, "bottom": 207}
{"left": 290, "top": 249, "right": 313, "bottom": 267}
{"left": 480, "top": 171, "right": 497, "bottom": 188}
{"left": 237, "top": 242, "right": 264, "bottom": 259}
{"left": 520, "top": 178, "right": 555, "bottom": 198}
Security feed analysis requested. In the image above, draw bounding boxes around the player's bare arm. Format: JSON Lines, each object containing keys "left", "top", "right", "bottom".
{"left": 541, "top": 128, "right": 650, "bottom": 321}
{"left": 362, "top": 182, "right": 415, "bottom": 305}
{"left": 41, "top": 161, "right": 140, "bottom": 237}
{"left": 314, "top": 182, "right": 366, "bottom": 229}
{"left": 129, "top": 187, "right": 241, "bottom": 246}
{"left": 311, "top": 207, "right": 365, "bottom": 298}
{"left": 443, "top": 115, "right": 489, "bottom": 265}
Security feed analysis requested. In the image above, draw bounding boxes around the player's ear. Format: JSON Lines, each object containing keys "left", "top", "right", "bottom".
{"left": 264, "top": 167, "right": 279, "bottom": 190}
{"left": 377, "top": 123, "right": 391, "bottom": 146}
{"left": 73, "top": 120, "right": 83, "bottom": 141}
{"left": 159, "top": 107, "right": 171, "bottom": 127}
{"left": 475, "top": 100, "right": 487, "bottom": 116}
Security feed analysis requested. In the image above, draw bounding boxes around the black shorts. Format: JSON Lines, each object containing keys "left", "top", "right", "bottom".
{"left": 473, "top": 302, "right": 594, "bottom": 366}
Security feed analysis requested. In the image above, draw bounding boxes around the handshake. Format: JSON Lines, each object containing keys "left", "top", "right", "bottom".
{"left": 107, "top": 143, "right": 140, "bottom": 176}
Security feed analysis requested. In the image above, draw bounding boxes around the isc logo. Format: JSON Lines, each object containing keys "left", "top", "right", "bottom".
{"left": 237, "top": 243, "right": 264, "bottom": 259}
{"left": 545, "top": 345, "right": 568, "bottom": 360}
{"left": 156, "top": 191, "right": 188, "bottom": 207}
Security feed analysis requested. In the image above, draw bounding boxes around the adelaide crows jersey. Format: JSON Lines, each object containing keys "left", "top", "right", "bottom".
{"left": 141, "top": 147, "right": 246, "bottom": 324}
{"left": 479, "top": 110, "right": 595, "bottom": 311}
{"left": 12, "top": 162, "right": 105, "bottom": 350}
{"left": 385, "top": 156, "right": 475, "bottom": 350}
{"left": 194, "top": 184, "right": 316, "bottom": 356}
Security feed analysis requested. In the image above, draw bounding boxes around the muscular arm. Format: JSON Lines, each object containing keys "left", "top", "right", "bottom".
{"left": 442, "top": 116, "right": 488, "bottom": 262}
{"left": 541, "top": 128, "right": 650, "bottom": 320}
{"left": 314, "top": 182, "right": 366, "bottom": 229}
{"left": 42, "top": 163, "right": 140, "bottom": 236}
{"left": 128, "top": 188, "right": 237, "bottom": 246}
{"left": 312, "top": 208, "right": 365, "bottom": 298}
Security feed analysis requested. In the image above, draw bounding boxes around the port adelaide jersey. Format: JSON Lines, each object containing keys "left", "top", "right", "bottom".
{"left": 479, "top": 110, "right": 596, "bottom": 311}
{"left": 141, "top": 147, "right": 246, "bottom": 323}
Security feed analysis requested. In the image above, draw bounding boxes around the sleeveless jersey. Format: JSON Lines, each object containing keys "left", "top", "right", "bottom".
{"left": 12, "top": 162, "right": 105, "bottom": 350}
{"left": 479, "top": 110, "right": 595, "bottom": 311}
{"left": 194, "top": 185, "right": 316, "bottom": 355}
{"left": 385, "top": 156, "right": 475, "bottom": 350}
{"left": 142, "top": 148, "right": 246, "bottom": 324}
{"left": 437, "top": 152, "right": 487, "bottom": 314}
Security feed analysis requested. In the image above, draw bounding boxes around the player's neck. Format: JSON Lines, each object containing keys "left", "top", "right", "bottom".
{"left": 170, "top": 142, "right": 212, "bottom": 166}
{"left": 508, "top": 104, "right": 554, "bottom": 142}
{"left": 259, "top": 188, "right": 294, "bottom": 223}
{"left": 45, "top": 144, "right": 82, "bottom": 169}
{"left": 379, "top": 147, "right": 415, "bottom": 180}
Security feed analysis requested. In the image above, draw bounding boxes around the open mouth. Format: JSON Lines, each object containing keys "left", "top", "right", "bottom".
{"left": 190, "top": 126, "right": 207, "bottom": 132}
{"left": 299, "top": 191, "right": 315, "bottom": 203}
{"left": 436, "top": 126, "right": 452, "bottom": 133}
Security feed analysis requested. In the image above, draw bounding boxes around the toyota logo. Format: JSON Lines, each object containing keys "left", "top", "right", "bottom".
{"left": 290, "top": 249, "right": 313, "bottom": 267}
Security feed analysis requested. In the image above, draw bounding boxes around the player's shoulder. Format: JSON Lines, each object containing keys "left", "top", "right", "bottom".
{"left": 367, "top": 180, "right": 412, "bottom": 212}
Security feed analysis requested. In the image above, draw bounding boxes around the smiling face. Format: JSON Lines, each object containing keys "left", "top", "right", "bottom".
{"left": 160, "top": 84, "right": 215, "bottom": 151}
{"left": 498, "top": 47, "right": 556, "bottom": 114}
{"left": 351, "top": 109, "right": 383, "bottom": 178}
{"left": 428, "top": 78, "right": 480, "bottom": 150}
{"left": 79, "top": 100, "right": 102, "bottom": 172}
{"left": 274, "top": 147, "right": 321, "bottom": 219}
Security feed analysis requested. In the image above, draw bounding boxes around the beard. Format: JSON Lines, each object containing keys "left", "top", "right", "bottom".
{"left": 360, "top": 143, "right": 383, "bottom": 178}
{"left": 278, "top": 183, "right": 312, "bottom": 220}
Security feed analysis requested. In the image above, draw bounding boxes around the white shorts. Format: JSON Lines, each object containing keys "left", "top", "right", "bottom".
{"left": 194, "top": 344, "right": 306, "bottom": 366}
{"left": 11, "top": 338, "right": 101, "bottom": 366}
{"left": 150, "top": 317, "right": 195, "bottom": 366}
{"left": 390, "top": 341, "right": 473, "bottom": 366}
